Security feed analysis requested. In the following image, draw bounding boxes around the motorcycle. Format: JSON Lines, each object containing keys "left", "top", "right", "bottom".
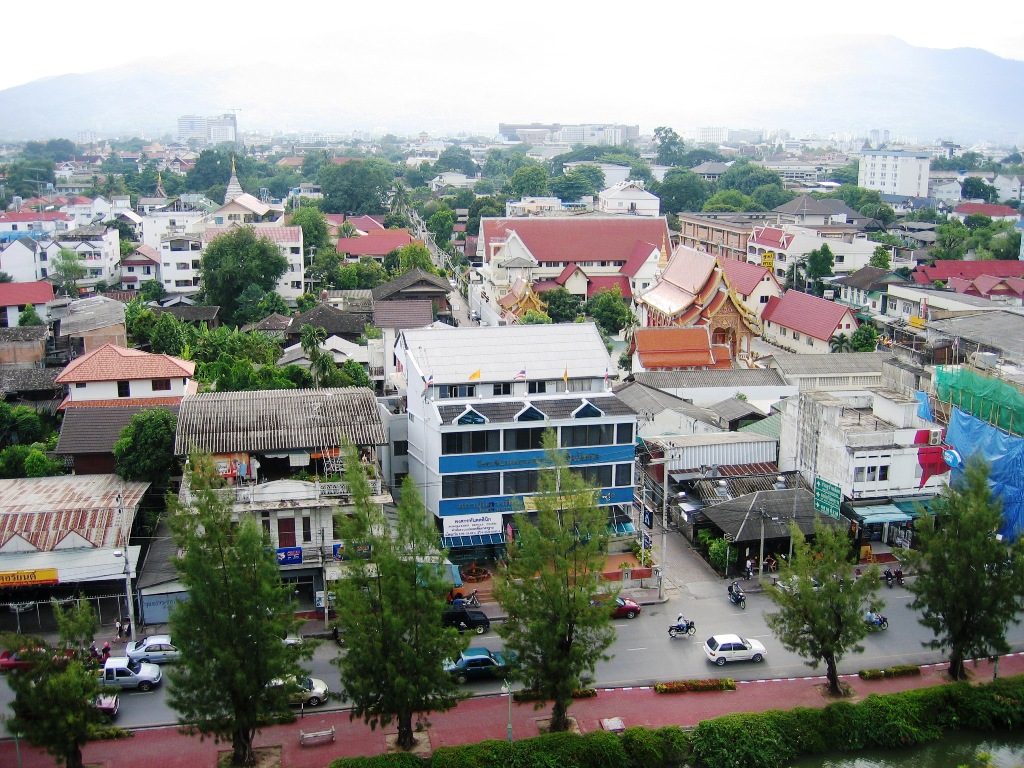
{"left": 668, "top": 614, "right": 696, "bottom": 638}
{"left": 727, "top": 582, "right": 746, "bottom": 610}
{"left": 884, "top": 568, "right": 894, "bottom": 589}
{"left": 865, "top": 613, "right": 889, "bottom": 631}
{"left": 894, "top": 568, "right": 905, "bottom": 586}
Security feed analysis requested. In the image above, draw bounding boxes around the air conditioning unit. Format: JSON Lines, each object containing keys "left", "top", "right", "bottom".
{"left": 929, "top": 429, "right": 943, "bottom": 446}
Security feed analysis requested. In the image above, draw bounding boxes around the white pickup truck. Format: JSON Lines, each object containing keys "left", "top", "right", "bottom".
{"left": 97, "top": 656, "right": 162, "bottom": 691}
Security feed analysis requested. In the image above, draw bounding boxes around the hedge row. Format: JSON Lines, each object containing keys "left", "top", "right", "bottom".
{"left": 327, "top": 675, "right": 1024, "bottom": 768}
{"left": 859, "top": 664, "right": 922, "bottom": 680}
{"left": 512, "top": 687, "right": 597, "bottom": 702}
{"left": 655, "top": 678, "right": 735, "bottom": 694}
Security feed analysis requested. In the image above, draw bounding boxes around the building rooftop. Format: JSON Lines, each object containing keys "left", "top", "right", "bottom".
{"left": 632, "top": 368, "right": 787, "bottom": 389}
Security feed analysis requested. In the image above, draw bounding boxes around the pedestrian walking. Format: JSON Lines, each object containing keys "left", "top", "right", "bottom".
{"left": 114, "top": 619, "right": 122, "bottom": 641}
{"left": 122, "top": 618, "right": 131, "bottom": 641}
{"left": 745, "top": 558, "right": 754, "bottom": 580}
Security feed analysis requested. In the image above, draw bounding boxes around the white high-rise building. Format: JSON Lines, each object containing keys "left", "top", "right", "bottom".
{"left": 857, "top": 150, "right": 930, "bottom": 197}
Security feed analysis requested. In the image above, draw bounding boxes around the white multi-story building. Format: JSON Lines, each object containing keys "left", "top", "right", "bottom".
{"left": 858, "top": 150, "right": 930, "bottom": 197}
{"left": 396, "top": 323, "right": 638, "bottom": 559}
{"left": 42, "top": 226, "right": 121, "bottom": 289}
{"left": 597, "top": 181, "right": 660, "bottom": 217}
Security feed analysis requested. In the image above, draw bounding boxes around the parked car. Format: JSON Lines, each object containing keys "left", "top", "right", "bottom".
{"left": 271, "top": 676, "right": 329, "bottom": 707}
{"left": 7, "top": 602, "right": 36, "bottom": 613}
{"left": 0, "top": 647, "right": 73, "bottom": 672}
{"left": 591, "top": 596, "right": 642, "bottom": 619}
{"left": 702, "top": 634, "right": 767, "bottom": 666}
{"left": 773, "top": 576, "right": 820, "bottom": 594}
{"left": 442, "top": 606, "right": 490, "bottom": 634}
{"left": 125, "top": 635, "right": 180, "bottom": 664}
{"left": 94, "top": 692, "right": 119, "bottom": 719}
{"left": 97, "top": 657, "right": 162, "bottom": 691}
{"left": 445, "top": 647, "right": 515, "bottom": 684}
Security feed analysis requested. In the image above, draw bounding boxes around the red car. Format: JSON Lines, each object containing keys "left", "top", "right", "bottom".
{"left": 0, "top": 649, "right": 41, "bottom": 671}
{"left": 590, "top": 596, "right": 642, "bottom": 619}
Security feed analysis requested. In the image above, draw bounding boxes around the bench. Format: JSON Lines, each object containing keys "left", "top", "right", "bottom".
{"left": 299, "top": 726, "right": 336, "bottom": 746}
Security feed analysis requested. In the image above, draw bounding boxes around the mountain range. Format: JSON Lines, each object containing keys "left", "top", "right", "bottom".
{"left": 0, "top": 36, "right": 1021, "bottom": 145}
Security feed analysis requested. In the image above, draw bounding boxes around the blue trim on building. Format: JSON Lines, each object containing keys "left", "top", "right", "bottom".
{"left": 439, "top": 445, "right": 636, "bottom": 474}
{"left": 438, "top": 485, "right": 634, "bottom": 517}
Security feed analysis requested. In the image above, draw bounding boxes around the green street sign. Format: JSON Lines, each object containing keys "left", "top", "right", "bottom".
{"left": 813, "top": 477, "right": 842, "bottom": 519}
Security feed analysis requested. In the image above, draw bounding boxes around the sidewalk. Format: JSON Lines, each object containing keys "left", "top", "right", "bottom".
{"left": 4, "top": 653, "right": 1023, "bottom": 768}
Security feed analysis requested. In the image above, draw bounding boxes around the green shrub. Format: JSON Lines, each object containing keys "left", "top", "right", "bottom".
{"left": 655, "top": 678, "right": 735, "bottom": 694}
{"left": 620, "top": 726, "right": 663, "bottom": 768}
{"left": 652, "top": 726, "right": 690, "bottom": 766}
{"left": 329, "top": 754, "right": 428, "bottom": 768}
{"left": 859, "top": 664, "right": 920, "bottom": 680}
{"left": 859, "top": 668, "right": 884, "bottom": 680}
{"left": 513, "top": 687, "right": 596, "bottom": 702}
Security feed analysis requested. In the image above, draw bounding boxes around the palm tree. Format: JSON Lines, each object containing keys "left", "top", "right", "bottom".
{"left": 390, "top": 181, "right": 413, "bottom": 216}
{"left": 784, "top": 258, "right": 808, "bottom": 292}
{"left": 829, "top": 333, "right": 853, "bottom": 353}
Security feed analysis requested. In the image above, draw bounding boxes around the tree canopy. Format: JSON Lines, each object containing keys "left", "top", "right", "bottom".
{"left": 653, "top": 126, "right": 687, "bottom": 167}
{"left": 657, "top": 168, "right": 711, "bottom": 214}
{"left": 318, "top": 158, "right": 396, "bottom": 215}
{"left": 199, "top": 226, "right": 289, "bottom": 326}
{"left": 540, "top": 287, "right": 583, "bottom": 323}
{"left": 113, "top": 408, "right": 179, "bottom": 492}
{"left": 585, "top": 285, "right": 633, "bottom": 336}
{"left": 805, "top": 243, "right": 835, "bottom": 295}
{"left": 506, "top": 165, "right": 549, "bottom": 198}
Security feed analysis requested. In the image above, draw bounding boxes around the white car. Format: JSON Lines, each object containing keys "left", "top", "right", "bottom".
{"left": 703, "top": 634, "right": 767, "bottom": 666}
{"left": 126, "top": 635, "right": 180, "bottom": 664}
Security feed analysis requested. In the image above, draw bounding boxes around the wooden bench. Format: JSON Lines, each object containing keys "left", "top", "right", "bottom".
{"left": 299, "top": 726, "right": 336, "bottom": 746}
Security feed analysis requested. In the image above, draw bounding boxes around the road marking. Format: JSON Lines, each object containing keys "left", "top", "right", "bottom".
{"left": 626, "top": 647, "right": 647, "bottom": 652}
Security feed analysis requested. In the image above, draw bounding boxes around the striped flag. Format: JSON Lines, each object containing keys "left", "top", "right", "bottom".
{"left": 514, "top": 368, "right": 527, "bottom": 380}
{"left": 604, "top": 367, "right": 610, "bottom": 383}
{"left": 422, "top": 373, "right": 433, "bottom": 392}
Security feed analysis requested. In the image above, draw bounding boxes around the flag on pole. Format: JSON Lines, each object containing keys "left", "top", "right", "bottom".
{"left": 563, "top": 366, "right": 569, "bottom": 383}
{"left": 469, "top": 369, "right": 482, "bottom": 381}
{"left": 422, "top": 373, "right": 433, "bottom": 392}
{"left": 514, "top": 368, "right": 527, "bottom": 380}
{"left": 604, "top": 367, "right": 610, "bottom": 384}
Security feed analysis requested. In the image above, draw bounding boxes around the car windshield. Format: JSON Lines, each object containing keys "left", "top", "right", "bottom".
{"left": 128, "top": 660, "right": 142, "bottom": 673}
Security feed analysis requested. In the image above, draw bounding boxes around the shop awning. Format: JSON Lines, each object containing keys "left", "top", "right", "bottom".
{"left": 894, "top": 498, "right": 941, "bottom": 517}
{"left": 441, "top": 533, "right": 506, "bottom": 549}
{"left": 852, "top": 504, "right": 912, "bottom": 524}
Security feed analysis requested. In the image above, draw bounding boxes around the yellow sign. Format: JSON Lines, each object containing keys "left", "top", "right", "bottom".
{"left": 908, "top": 315, "right": 926, "bottom": 329}
{"left": 0, "top": 568, "right": 59, "bottom": 587}
{"left": 761, "top": 251, "right": 775, "bottom": 270}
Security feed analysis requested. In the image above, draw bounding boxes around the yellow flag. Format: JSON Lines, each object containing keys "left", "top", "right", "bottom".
{"left": 563, "top": 366, "right": 569, "bottom": 383}
{"left": 469, "top": 369, "right": 481, "bottom": 380}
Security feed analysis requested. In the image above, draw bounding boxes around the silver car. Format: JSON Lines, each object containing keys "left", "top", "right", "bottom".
{"left": 271, "top": 676, "right": 329, "bottom": 707}
{"left": 125, "top": 635, "right": 180, "bottom": 664}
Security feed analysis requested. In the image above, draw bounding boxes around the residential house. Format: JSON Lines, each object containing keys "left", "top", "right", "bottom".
{"left": 992, "top": 175, "right": 1023, "bottom": 203}
{"left": 773, "top": 196, "right": 867, "bottom": 231}
{"left": 746, "top": 224, "right": 901, "bottom": 281}
{"left": 139, "top": 197, "right": 210, "bottom": 251}
{"left": 286, "top": 303, "right": 369, "bottom": 345}
{"left": 118, "top": 245, "right": 161, "bottom": 290}
{"left": 55, "top": 343, "right": 197, "bottom": 410}
{"left": 718, "top": 258, "right": 783, "bottom": 317}
{"left": 760, "top": 290, "right": 859, "bottom": 354}
{"left": 150, "top": 304, "right": 221, "bottom": 328}
{"left": 832, "top": 266, "right": 909, "bottom": 319}
{"left": 946, "top": 274, "right": 1024, "bottom": 305}
{"left": 205, "top": 225, "right": 304, "bottom": 300}
{"left": 879, "top": 194, "right": 945, "bottom": 216}
{"left": 429, "top": 172, "right": 476, "bottom": 192}
{"left": 240, "top": 312, "right": 292, "bottom": 339}
{"left": 677, "top": 212, "right": 775, "bottom": 263}
{"left": 371, "top": 268, "right": 452, "bottom": 311}
{"left": 689, "top": 161, "right": 732, "bottom": 182}
{"left": 885, "top": 283, "right": 1002, "bottom": 327}
{"left": 41, "top": 226, "right": 121, "bottom": 290}
{"left": 52, "top": 296, "right": 127, "bottom": 356}
{"left": 397, "top": 323, "right": 638, "bottom": 561}
{"left": 158, "top": 233, "right": 203, "bottom": 293}
{"left": 173, "top": 388, "right": 388, "bottom": 591}
{"left": 857, "top": 150, "right": 930, "bottom": 197}
{"left": 0, "top": 325, "right": 48, "bottom": 367}
{"left": 929, "top": 179, "right": 962, "bottom": 204}
{"left": 0, "top": 211, "right": 73, "bottom": 244}
{"left": 951, "top": 203, "right": 1021, "bottom": 223}
{"left": 0, "top": 281, "right": 53, "bottom": 326}
{"left": 369, "top": 300, "right": 435, "bottom": 394}
{"left": 635, "top": 246, "right": 762, "bottom": 362}
{"left": 911, "top": 260, "right": 1024, "bottom": 286}
{"left": 597, "top": 181, "right": 660, "bottom": 217}
{"left": 707, "top": 397, "right": 767, "bottom": 431}
{"left": 504, "top": 197, "right": 566, "bottom": 217}
{"left": 208, "top": 192, "right": 283, "bottom": 227}
{"left": 0, "top": 238, "right": 50, "bottom": 283}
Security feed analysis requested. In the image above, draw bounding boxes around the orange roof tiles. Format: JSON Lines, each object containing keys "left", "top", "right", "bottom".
{"left": 55, "top": 344, "right": 195, "bottom": 384}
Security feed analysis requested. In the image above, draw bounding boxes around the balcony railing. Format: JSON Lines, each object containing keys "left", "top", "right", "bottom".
{"left": 179, "top": 464, "right": 384, "bottom": 506}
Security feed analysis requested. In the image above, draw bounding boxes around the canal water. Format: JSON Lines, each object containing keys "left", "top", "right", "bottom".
{"left": 787, "top": 730, "right": 1024, "bottom": 767}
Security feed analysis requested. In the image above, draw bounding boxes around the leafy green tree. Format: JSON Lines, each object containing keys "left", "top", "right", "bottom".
{"left": 167, "top": 453, "right": 308, "bottom": 766}
{"left": 289, "top": 205, "right": 332, "bottom": 256}
{"left": 828, "top": 161, "right": 859, "bottom": 185}
{"left": 7, "top": 654, "right": 105, "bottom": 768}
{"left": 850, "top": 324, "right": 879, "bottom": 351}
{"left": 17, "top": 303, "right": 43, "bottom": 326}
{"left": 829, "top": 333, "right": 853, "bottom": 353}
{"left": 658, "top": 168, "right": 710, "bottom": 214}
{"left": 571, "top": 164, "right": 606, "bottom": 193}
{"left": 718, "top": 161, "right": 785, "bottom": 196}
{"left": 199, "top": 226, "right": 289, "bottom": 326}
{"left": 494, "top": 430, "right": 616, "bottom": 732}
{"left": 962, "top": 177, "right": 997, "bottom": 203}
{"left": 549, "top": 168, "right": 600, "bottom": 201}
{"left": 703, "top": 189, "right": 759, "bottom": 212}
{"left": 339, "top": 358, "right": 371, "bottom": 388}
{"left": 113, "top": 408, "right": 179, "bottom": 491}
{"left": 149, "top": 312, "right": 187, "bottom": 355}
{"left": 653, "top": 126, "right": 687, "bottom": 166}
{"left": 764, "top": 520, "right": 881, "bottom": 696}
{"left": 933, "top": 219, "right": 969, "bottom": 261}
{"left": 435, "top": 145, "right": 477, "bottom": 176}
{"left": 541, "top": 287, "right": 583, "bottom": 323}
{"left": 397, "top": 243, "right": 435, "bottom": 275}
{"left": 427, "top": 209, "right": 455, "bottom": 247}
{"left": 52, "top": 596, "right": 100, "bottom": 651}
{"left": 390, "top": 181, "right": 414, "bottom": 216}
{"left": 869, "top": 246, "right": 891, "bottom": 270}
{"left": 805, "top": 244, "right": 835, "bottom": 295}
{"left": 0, "top": 402, "right": 46, "bottom": 447}
{"left": 318, "top": 158, "right": 396, "bottom": 215}
{"left": 140, "top": 280, "right": 167, "bottom": 302}
{"left": 784, "top": 258, "right": 808, "bottom": 291}
{"left": 585, "top": 286, "right": 633, "bottom": 336}
{"left": 752, "top": 184, "right": 796, "bottom": 210}
{"left": 336, "top": 257, "right": 386, "bottom": 289}
{"left": 506, "top": 165, "right": 549, "bottom": 197}
{"left": 964, "top": 213, "right": 993, "bottom": 230}
{"left": 333, "top": 451, "right": 468, "bottom": 750}
{"left": 52, "top": 249, "right": 86, "bottom": 297}
{"left": 24, "top": 448, "right": 62, "bottom": 477}
{"left": 906, "top": 458, "right": 1024, "bottom": 680}
{"left": 521, "top": 309, "right": 552, "bottom": 324}
{"left": 0, "top": 271, "right": 12, "bottom": 282}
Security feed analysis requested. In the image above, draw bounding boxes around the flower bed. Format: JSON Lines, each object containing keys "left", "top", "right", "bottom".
{"left": 655, "top": 678, "right": 736, "bottom": 694}
{"left": 513, "top": 687, "right": 597, "bottom": 702}
{"left": 858, "top": 664, "right": 921, "bottom": 680}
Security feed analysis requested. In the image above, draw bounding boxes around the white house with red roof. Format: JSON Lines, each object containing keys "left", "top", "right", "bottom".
{"left": 0, "top": 210, "right": 74, "bottom": 241}
{"left": 0, "top": 280, "right": 54, "bottom": 326}
{"left": 118, "top": 245, "right": 162, "bottom": 290}
{"left": 55, "top": 343, "right": 197, "bottom": 409}
{"left": 746, "top": 224, "right": 893, "bottom": 281}
{"left": 911, "top": 260, "right": 1024, "bottom": 285}
{"left": 951, "top": 202, "right": 1022, "bottom": 223}
{"left": 719, "top": 258, "right": 782, "bottom": 317}
{"left": 761, "top": 291, "right": 858, "bottom": 354}
{"left": 204, "top": 225, "right": 304, "bottom": 299}
{"left": 336, "top": 228, "right": 416, "bottom": 262}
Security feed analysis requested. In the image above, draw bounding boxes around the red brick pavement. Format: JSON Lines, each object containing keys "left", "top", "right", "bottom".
{"left": 4, "top": 654, "right": 1023, "bottom": 768}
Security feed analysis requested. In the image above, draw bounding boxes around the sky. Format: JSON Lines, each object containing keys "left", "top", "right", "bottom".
{"left": 1, "top": 2, "right": 1021, "bottom": 95}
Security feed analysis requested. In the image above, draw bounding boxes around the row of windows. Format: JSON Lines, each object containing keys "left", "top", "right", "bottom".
{"left": 441, "top": 423, "right": 633, "bottom": 455}
{"left": 442, "top": 463, "right": 633, "bottom": 498}
{"left": 854, "top": 464, "right": 890, "bottom": 483}
{"left": 437, "top": 379, "right": 600, "bottom": 399}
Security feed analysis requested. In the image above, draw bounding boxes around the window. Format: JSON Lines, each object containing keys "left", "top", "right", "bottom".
{"left": 854, "top": 467, "right": 866, "bottom": 483}
{"left": 561, "top": 424, "right": 613, "bottom": 448}
{"left": 615, "top": 463, "right": 632, "bottom": 486}
{"left": 440, "top": 384, "right": 476, "bottom": 399}
{"left": 152, "top": 379, "right": 171, "bottom": 392}
{"left": 75, "top": 382, "right": 86, "bottom": 389}
{"left": 393, "top": 440, "right": 408, "bottom": 456}
{"left": 504, "top": 469, "right": 538, "bottom": 494}
{"left": 442, "top": 472, "right": 500, "bottom": 498}
{"left": 505, "top": 427, "right": 544, "bottom": 451}
{"left": 528, "top": 381, "right": 547, "bottom": 394}
{"left": 492, "top": 382, "right": 512, "bottom": 396}
{"left": 806, "top": 337, "right": 813, "bottom": 346}
{"left": 117, "top": 381, "right": 130, "bottom": 398}
{"left": 302, "top": 516, "right": 312, "bottom": 543}
{"left": 879, "top": 465, "right": 889, "bottom": 481}
{"left": 442, "top": 430, "right": 500, "bottom": 455}
{"left": 792, "top": 332, "right": 801, "bottom": 342}
{"left": 577, "top": 464, "right": 612, "bottom": 488}
{"left": 760, "top": 295, "right": 769, "bottom": 304}
{"left": 867, "top": 466, "right": 878, "bottom": 482}
{"left": 616, "top": 423, "right": 634, "bottom": 444}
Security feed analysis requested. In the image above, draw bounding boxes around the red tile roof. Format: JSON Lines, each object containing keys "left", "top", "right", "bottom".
{"left": 347, "top": 215, "right": 385, "bottom": 232}
{"left": 337, "top": 229, "right": 415, "bottom": 256}
{"left": 761, "top": 291, "right": 857, "bottom": 341}
{"left": 480, "top": 217, "right": 670, "bottom": 266}
{"left": 912, "top": 260, "right": 1024, "bottom": 284}
{"left": 635, "top": 327, "right": 715, "bottom": 368}
{"left": 954, "top": 203, "right": 1021, "bottom": 218}
{"left": 121, "top": 245, "right": 160, "bottom": 264}
{"left": 588, "top": 275, "right": 631, "bottom": 299}
{"left": 0, "top": 281, "right": 54, "bottom": 306}
{"left": 720, "top": 258, "right": 775, "bottom": 296}
{"left": 58, "top": 395, "right": 186, "bottom": 411}
{"left": 556, "top": 263, "right": 583, "bottom": 284}
{"left": 55, "top": 344, "right": 195, "bottom": 384}
{"left": 749, "top": 226, "right": 794, "bottom": 249}
{"left": 0, "top": 211, "right": 73, "bottom": 223}
{"left": 620, "top": 240, "right": 657, "bottom": 277}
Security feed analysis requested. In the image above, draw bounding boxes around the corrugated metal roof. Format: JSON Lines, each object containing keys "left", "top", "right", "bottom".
{"left": 764, "top": 352, "right": 892, "bottom": 377}
{"left": 633, "top": 368, "right": 786, "bottom": 389}
{"left": 174, "top": 388, "right": 386, "bottom": 454}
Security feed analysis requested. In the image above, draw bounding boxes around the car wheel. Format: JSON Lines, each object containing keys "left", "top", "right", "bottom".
{"left": 625, "top": 610, "right": 637, "bottom": 619}
{"left": 138, "top": 681, "right": 153, "bottom": 692}
{"left": 456, "top": 674, "right": 468, "bottom": 684}
{"left": 752, "top": 653, "right": 763, "bottom": 663}
{"left": 306, "top": 696, "right": 322, "bottom": 707}
{"left": 715, "top": 657, "right": 727, "bottom": 666}
{"left": 475, "top": 624, "right": 487, "bottom": 634}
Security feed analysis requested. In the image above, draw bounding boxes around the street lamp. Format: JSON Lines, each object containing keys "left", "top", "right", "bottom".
{"left": 646, "top": 457, "right": 673, "bottom": 600}
{"left": 500, "top": 680, "right": 513, "bottom": 742}
{"left": 112, "top": 550, "right": 136, "bottom": 643}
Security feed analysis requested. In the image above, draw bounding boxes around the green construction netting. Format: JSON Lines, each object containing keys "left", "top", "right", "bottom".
{"left": 934, "top": 366, "right": 1024, "bottom": 435}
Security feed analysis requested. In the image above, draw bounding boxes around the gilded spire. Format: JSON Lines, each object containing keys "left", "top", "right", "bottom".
{"left": 154, "top": 170, "right": 166, "bottom": 198}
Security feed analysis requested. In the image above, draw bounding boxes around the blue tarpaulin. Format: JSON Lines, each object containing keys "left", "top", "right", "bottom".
{"left": 945, "top": 407, "right": 1024, "bottom": 541}
{"left": 915, "top": 391, "right": 934, "bottom": 421}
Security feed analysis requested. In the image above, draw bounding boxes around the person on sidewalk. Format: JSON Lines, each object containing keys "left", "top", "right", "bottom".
{"left": 113, "top": 619, "right": 122, "bottom": 641}
{"left": 745, "top": 559, "right": 754, "bottom": 580}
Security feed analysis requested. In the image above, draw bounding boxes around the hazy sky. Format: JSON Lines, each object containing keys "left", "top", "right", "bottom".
{"left": 2, "top": 1, "right": 1021, "bottom": 96}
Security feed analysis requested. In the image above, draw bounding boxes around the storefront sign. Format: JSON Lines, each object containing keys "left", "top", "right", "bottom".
{"left": 213, "top": 452, "right": 252, "bottom": 479}
{"left": 443, "top": 513, "right": 503, "bottom": 538}
{"left": 0, "top": 568, "right": 59, "bottom": 587}
{"left": 275, "top": 548, "right": 302, "bottom": 566}
{"left": 761, "top": 251, "right": 776, "bottom": 270}
{"left": 813, "top": 477, "right": 842, "bottom": 519}
{"left": 333, "top": 542, "right": 372, "bottom": 561}
{"left": 942, "top": 447, "right": 963, "bottom": 469}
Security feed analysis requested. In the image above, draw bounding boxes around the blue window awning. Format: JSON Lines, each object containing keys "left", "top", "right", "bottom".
{"left": 441, "top": 533, "right": 506, "bottom": 549}
{"left": 853, "top": 504, "right": 912, "bottom": 524}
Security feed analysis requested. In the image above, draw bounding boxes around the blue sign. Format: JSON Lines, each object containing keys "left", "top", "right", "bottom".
{"left": 275, "top": 547, "right": 303, "bottom": 566}
{"left": 942, "top": 448, "right": 963, "bottom": 469}
{"left": 439, "top": 445, "right": 636, "bottom": 475}
{"left": 643, "top": 506, "right": 653, "bottom": 529}
{"left": 438, "top": 486, "right": 634, "bottom": 517}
